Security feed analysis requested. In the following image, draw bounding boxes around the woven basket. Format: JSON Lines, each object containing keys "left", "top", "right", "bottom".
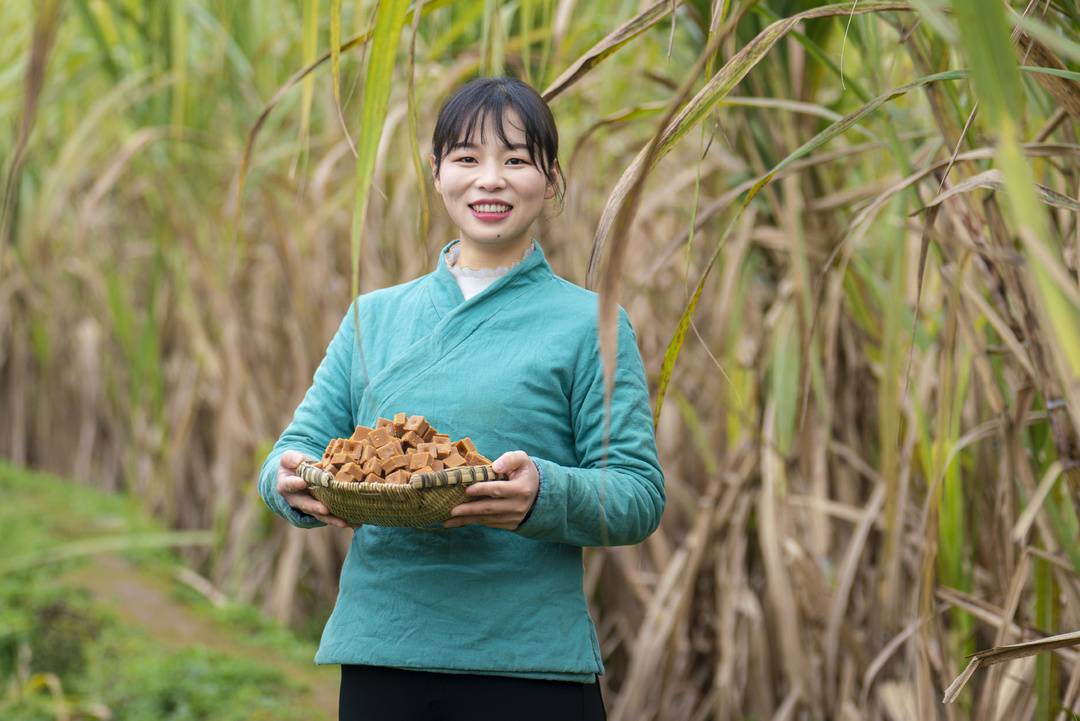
{"left": 296, "top": 461, "right": 510, "bottom": 529}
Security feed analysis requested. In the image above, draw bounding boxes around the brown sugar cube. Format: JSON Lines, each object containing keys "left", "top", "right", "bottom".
{"left": 381, "top": 454, "right": 409, "bottom": 473}
{"left": 330, "top": 452, "right": 348, "bottom": 465}
{"left": 368, "top": 426, "right": 392, "bottom": 448}
{"left": 417, "top": 442, "right": 438, "bottom": 456}
{"left": 404, "top": 415, "right": 430, "bottom": 436}
{"left": 363, "top": 472, "right": 382, "bottom": 484}
{"left": 360, "top": 444, "right": 376, "bottom": 462}
{"left": 401, "top": 430, "right": 425, "bottom": 449}
{"left": 421, "top": 425, "right": 436, "bottom": 441}
{"left": 326, "top": 439, "right": 341, "bottom": 454}
{"left": 416, "top": 465, "right": 433, "bottom": 474}
{"left": 435, "top": 443, "right": 453, "bottom": 458}
{"left": 455, "top": 437, "right": 477, "bottom": 456}
{"left": 409, "top": 452, "right": 433, "bottom": 470}
{"left": 350, "top": 425, "right": 374, "bottom": 441}
{"left": 385, "top": 469, "right": 411, "bottom": 485}
{"left": 385, "top": 415, "right": 405, "bottom": 438}
{"left": 375, "top": 417, "right": 393, "bottom": 429}
{"left": 431, "top": 433, "right": 451, "bottom": 444}
{"left": 334, "top": 466, "right": 356, "bottom": 482}
{"left": 376, "top": 439, "right": 404, "bottom": 460}
{"left": 429, "top": 459, "right": 444, "bottom": 472}
{"left": 338, "top": 462, "right": 363, "bottom": 481}
{"left": 393, "top": 411, "right": 407, "bottom": 427}
{"left": 345, "top": 439, "right": 365, "bottom": 458}
{"left": 443, "top": 452, "right": 466, "bottom": 469}
{"left": 464, "top": 451, "right": 487, "bottom": 466}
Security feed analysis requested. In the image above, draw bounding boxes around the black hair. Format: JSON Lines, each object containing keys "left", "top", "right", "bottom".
{"left": 431, "top": 76, "right": 566, "bottom": 207}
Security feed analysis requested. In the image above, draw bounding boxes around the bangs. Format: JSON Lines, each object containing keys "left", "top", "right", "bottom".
{"left": 447, "top": 98, "right": 511, "bottom": 149}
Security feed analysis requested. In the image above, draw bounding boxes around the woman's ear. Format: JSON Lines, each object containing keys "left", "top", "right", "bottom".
{"left": 544, "top": 161, "right": 562, "bottom": 199}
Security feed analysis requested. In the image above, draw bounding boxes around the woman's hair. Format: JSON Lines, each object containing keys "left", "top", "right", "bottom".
{"left": 431, "top": 76, "right": 566, "bottom": 206}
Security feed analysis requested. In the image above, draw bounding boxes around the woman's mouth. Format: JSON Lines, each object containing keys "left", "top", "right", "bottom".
{"left": 469, "top": 203, "right": 512, "bottom": 222}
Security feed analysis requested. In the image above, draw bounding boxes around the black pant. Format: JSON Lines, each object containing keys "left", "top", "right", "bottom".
{"left": 339, "top": 664, "right": 607, "bottom": 721}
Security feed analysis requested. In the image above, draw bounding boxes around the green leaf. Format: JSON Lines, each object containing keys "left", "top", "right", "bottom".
{"left": 349, "top": 0, "right": 412, "bottom": 312}
{"left": 951, "top": 0, "right": 1080, "bottom": 433}
{"left": 331, "top": 0, "right": 342, "bottom": 104}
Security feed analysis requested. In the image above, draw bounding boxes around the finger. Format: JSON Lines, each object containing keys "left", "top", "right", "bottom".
{"left": 466, "top": 481, "right": 514, "bottom": 498}
{"left": 278, "top": 472, "right": 304, "bottom": 490}
{"left": 491, "top": 450, "right": 530, "bottom": 475}
{"left": 286, "top": 496, "right": 331, "bottom": 517}
{"left": 467, "top": 478, "right": 530, "bottom": 498}
{"left": 449, "top": 500, "right": 519, "bottom": 517}
{"left": 281, "top": 450, "right": 307, "bottom": 469}
{"left": 311, "top": 513, "right": 348, "bottom": 528}
{"left": 277, "top": 476, "right": 308, "bottom": 494}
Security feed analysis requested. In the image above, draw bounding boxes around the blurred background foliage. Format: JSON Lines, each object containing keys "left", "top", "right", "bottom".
{"left": 1, "top": 0, "right": 1078, "bottom": 719}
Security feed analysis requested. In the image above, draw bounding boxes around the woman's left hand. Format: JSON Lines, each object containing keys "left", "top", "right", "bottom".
{"left": 444, "top": 450, "right": 539, "bottom": 530}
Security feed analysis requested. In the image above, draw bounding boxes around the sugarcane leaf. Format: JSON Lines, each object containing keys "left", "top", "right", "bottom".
{"left": 541, "top": 0, "right": 685, "bottom": 102}
{"left": 349, "top": 0, "right": 412, "bottom": 311}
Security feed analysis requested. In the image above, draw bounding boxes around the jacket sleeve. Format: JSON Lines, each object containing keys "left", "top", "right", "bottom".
{"left": 514, "top": 307, "right": 665, "bottom": 547}
{"left": 256, "top": 302, "right": 360, "bottom": 529}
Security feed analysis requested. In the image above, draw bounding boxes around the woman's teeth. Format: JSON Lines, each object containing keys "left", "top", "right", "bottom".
{"left": 472, "top": 204, "right": 511, "bottom": 213}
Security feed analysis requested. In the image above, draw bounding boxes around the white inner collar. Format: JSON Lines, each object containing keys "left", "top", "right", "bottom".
{"left": 446, "top": 241, "right": 535, "bottom": 278}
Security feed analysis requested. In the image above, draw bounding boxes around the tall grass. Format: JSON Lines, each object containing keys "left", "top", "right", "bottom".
{"left": 2, "top": 1, "right": 1078, "bottom": 718}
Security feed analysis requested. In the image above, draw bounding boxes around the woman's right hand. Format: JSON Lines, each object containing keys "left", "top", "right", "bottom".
{"left": 276, "top": 450, "right": 360, "bottom": 529}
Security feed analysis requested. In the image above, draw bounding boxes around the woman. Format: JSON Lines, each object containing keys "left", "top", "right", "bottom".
{"left": 260, "top": 76, "right": 665, "bottom": 721}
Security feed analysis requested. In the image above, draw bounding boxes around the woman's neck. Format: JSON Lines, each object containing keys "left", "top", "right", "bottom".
{"left": 454, "top": 237, "right": 533, "bottom": 269}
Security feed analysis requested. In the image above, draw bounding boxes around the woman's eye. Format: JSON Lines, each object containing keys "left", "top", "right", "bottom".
{"left": 456, "top": 156, "right": 475, "bottom": 163}
{"left": 507, "top": 158, "right": 528, "bottom": 165}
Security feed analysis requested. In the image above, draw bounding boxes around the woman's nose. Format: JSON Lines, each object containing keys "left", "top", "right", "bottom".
{"left": 476, "top": 160, "right": 506, "bottom": 189}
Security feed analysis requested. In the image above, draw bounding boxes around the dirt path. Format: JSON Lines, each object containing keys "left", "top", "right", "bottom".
{"left": 60, "top": 553, "right": 340, "bottom": 719}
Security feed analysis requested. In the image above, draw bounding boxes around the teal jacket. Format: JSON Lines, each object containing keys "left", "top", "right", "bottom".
{"left": 257, "top": 238, "right": 665, "bottom": 682}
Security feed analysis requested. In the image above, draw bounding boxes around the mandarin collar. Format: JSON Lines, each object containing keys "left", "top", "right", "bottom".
{"left": 428, "top": 238, "right": 552, "bottom": 318}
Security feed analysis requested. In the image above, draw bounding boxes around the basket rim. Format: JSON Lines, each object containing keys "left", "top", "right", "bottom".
{"left": 296, "top": 459, "right": 508, "bottom": 492}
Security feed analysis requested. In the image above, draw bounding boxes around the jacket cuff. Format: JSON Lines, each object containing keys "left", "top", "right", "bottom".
{"left": 259, "top": 450, "right": 328, "bottom": 530}
{"left": 517, "top": 459, "right": 543, "bottom": 527}
{"left": 513, "top": 456, "right": 563, "bottom": 541}
{"left": 281, "top": 501, "right": 327, "bottom": 529}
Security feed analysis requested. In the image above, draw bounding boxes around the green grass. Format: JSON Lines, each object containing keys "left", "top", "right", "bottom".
{"left": 0, "top": 460, "right": 326, "bottom": 721}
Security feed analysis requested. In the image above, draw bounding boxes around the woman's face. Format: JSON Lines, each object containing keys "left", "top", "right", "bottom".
{"left": 429, "top": 108, "right": 555, "bottom": 252}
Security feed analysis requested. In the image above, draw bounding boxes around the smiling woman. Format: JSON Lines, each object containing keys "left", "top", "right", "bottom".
{"left": 426, "top": 77, "right": 566, "bottom": 269}
{"left": 258, "top": 75, "right": 663, "bottom": 721}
